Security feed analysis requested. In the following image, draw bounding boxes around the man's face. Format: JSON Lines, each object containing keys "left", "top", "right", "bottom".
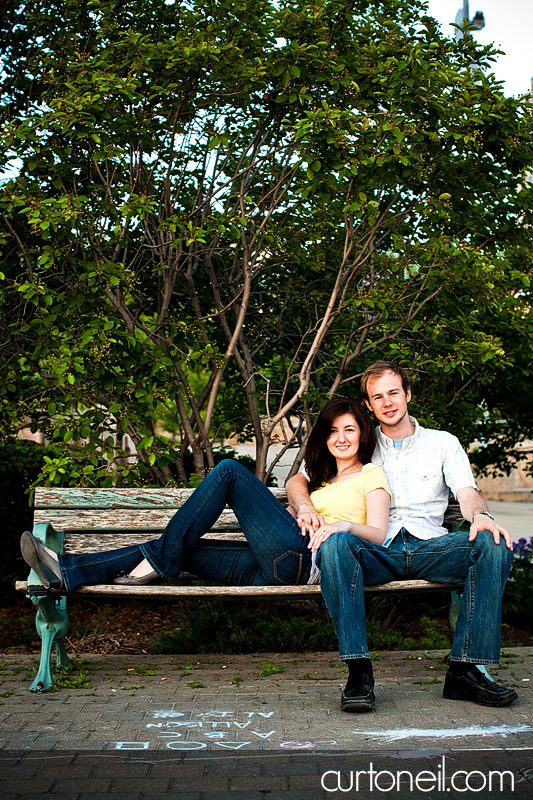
{"left": 364, "top": 370, "right": 411, "bottom": 429}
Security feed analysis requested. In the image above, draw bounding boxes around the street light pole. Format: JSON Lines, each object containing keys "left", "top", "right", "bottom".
{"left": 454, "top": 2, "right": 485, "bottom": 38}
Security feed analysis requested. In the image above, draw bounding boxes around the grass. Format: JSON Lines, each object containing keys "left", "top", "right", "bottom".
{"left": 260, "top": 660, "right": 284, "bottom": 677}
{"left": 49, "top": 660, "right": 90, "bottom": 692}
{"left": 124, "top": 663, "right": 158, "bottom": 676}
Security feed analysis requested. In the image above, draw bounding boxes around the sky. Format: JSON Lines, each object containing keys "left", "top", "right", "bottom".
{"left": 425, "top": 0, "right": 533, "bottom": 97}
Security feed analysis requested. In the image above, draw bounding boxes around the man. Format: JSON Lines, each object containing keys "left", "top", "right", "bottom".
{"left": 286, "top": 361, "right": 516, "bottom": 712}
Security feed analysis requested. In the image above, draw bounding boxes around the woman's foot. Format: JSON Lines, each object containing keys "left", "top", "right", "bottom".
{"left": 113, "top": 558, "right": 160, "bottom": 585}
{"left": 20, "top": 531, "right": 64, "bottom": 591}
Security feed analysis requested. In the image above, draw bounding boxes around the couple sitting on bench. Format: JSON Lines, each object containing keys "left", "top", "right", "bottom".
{"left": 21, "top": 361, "right": 517, "bottom": 711}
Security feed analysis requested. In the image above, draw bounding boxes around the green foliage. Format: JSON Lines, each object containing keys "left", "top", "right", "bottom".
{"left": 416, "top": 615, "right": 451, "bottom": 650}
{"left": 1, "top": 0, "right": 533, "bottom": 484}
{"left": 260, "top": 659, "right": 284, "bottom": 676}
{"left": 148, "top": 601, "right": 337, "bottom": 654}
{"left": 0, "top": 611, "right": 36, "bottom": 649}
{"left": 147, "top": 599, "right": 452, "bottom": 654}
{"left": 366, "top": 615, "right": 450, "bottom": 651}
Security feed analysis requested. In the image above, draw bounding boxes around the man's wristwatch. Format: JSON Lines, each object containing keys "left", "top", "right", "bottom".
{"left": 472, "top": 509, "right": 495, "bottom": 523}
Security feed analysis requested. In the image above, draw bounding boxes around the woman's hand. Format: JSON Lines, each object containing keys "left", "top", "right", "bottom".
{"left": 307, "top": 489, "right": 391, "bottom": 552}
{"left": 308, "top": 521, "right": 353, "bottom": 552}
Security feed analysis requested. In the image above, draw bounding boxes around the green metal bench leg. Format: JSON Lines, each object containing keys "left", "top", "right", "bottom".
{"left": 25, "top": 523, "right": 70, "bottom": 692}
{"left": 29, "top": 594, "right": 71, "bottom": 692}
{"left": 54, "top": 635, "right": 71, "bottom": 670}
{"left": 449, "top": 589, "right": 491, "bottom": 680}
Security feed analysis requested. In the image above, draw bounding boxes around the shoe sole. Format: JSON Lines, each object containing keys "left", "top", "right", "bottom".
{"left": 443, "top": 689, "right": 518, "bottom": 707}
{"left": 20, "top": 533, "right": 50, "bottom": 589}
{"left": 20, "top": 532, "right": 62, "bottom": 591}
{"left": 341, "top": 692, "right": 375, "bottom": 713}
{"left": 341, "top": 701, "right": 375, "bottom": 713}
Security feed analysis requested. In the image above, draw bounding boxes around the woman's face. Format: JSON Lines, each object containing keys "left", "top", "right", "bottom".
{"left": 326, "top": 413, "right": 361, "bottom": 465}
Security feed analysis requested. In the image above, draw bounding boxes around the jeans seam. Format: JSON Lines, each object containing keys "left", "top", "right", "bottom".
{"left": 464, "top": 537, "right": 480, "bottom": 659}
{"left": 294, "top": 553, "right": 303, "bottom": 584}
{"left": 273, "top": 550, "right": 309, "bottom": 584}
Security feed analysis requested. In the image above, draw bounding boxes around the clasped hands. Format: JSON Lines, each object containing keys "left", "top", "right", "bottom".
{"left": 295, "top": 505, "right": 349, "bottom": 552}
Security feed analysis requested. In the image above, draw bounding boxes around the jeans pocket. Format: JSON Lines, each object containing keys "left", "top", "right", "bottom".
{"left": 272, "top": 550, "right": 309, "bottom": 584}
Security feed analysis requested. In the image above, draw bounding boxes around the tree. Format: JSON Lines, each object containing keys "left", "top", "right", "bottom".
{"left": 1, "top": 0, "right": 533, "bottom": 487}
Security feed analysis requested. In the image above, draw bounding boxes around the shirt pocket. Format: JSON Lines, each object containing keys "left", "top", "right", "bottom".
{"left": 410, "top": 468, "right": 444, "bottom": 502}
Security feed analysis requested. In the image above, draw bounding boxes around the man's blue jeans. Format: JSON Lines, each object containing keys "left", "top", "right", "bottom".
{"left": 59, "top": 460, "right": 311, "bottom": 591}
{"left": 316, "top": 528, "right": 513, "bottom": 665}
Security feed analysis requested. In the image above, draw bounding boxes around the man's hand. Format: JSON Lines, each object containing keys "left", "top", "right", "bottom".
{"left": 307, "top": 521, "right": 351, "bottom": 552}
{"left": 469, "top": 516, "right": 513, "bottom": 550}
{"left": 295, "top": 504, "right": 326, "bottom": 537}
{"left": 456, "top": 487, "right": 513, "bottom": 550}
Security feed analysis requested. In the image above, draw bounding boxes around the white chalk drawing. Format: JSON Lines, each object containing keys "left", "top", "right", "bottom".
{"left": 114, "top": 708, "right": 277, "bottom": 750}
{"left": 152, "top": 710, "right": 186, "bottom": 718}
{"left": 280, "top": 740, "right": 337, "bottom": 750}
{"left": 281, "top": 741, "right": 315, "bottom": 749}
{"left": 115, "top": 741, "right": 150, "bottom": 750}
{"left": 214, "top": 741, "right": 253, "bottom": 749}
{"left": 113, "top": 707, "right": 336, "bottom": 751}
{"left": 356, "top": 724, "right": 533, "bottom": 743}
{"left": 166, "top": 741, "right": 207, "bottom": 750}
{"left": 196, "top": 710, "right": 274, "bottom": 718}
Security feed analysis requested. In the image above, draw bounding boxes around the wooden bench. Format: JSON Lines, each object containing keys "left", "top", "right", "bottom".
{"left": 16, "top": 486, "right": 464, "bottom": 692}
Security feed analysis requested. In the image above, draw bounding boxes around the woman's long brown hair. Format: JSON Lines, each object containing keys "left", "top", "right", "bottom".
{"left": 305, "top": 398, "right": 376, "bottom": 493}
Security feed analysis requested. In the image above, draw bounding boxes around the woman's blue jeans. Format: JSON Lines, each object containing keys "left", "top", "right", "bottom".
{"left": 316, "top": 528, "right": 513, "bottom": 665}
{"left": 59, "top": 460, "right": 311, "bottom": 591}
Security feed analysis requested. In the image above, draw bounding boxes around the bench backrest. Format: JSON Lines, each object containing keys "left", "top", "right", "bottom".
{"left": 34, "top": 486, "right": 288, "bottom": 554}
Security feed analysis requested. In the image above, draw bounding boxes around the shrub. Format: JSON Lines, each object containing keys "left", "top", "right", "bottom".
{"left": 503, "top": 537, "right": 533, "bottom": 623}
{"left": 0, "top": 438, "right": 59, "bottom": 598}
{"left": 148, "top": 602, "right": 336, "bottom": 654}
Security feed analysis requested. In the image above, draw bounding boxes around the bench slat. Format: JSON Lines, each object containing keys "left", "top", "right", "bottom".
{"left": 62, "top": 531, "right": 247, "bottom": 553}
{"left": 35, "top": 486, "right": 287, "bottom": 508}
{"left": 15, "top": 579, "right": 463, "bottom": 597}
{"left": 33, "top": 508, "right": 243, "bottom": 531}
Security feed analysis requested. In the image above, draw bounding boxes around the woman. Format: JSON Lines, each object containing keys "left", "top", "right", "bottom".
{"left": 20, "top": 398, "right": 390, "bottom": 593}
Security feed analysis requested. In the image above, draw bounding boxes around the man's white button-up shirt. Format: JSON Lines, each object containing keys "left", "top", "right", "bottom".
{"left": 371, "top": 417, "right": 477, "bottom": 542}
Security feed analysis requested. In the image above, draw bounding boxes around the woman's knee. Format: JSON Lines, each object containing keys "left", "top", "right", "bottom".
{"left": 317, "top": 531, "right": 356, "bottom": 565}
{"left": 211, "top": 458, "right": 243, "bottom": 479}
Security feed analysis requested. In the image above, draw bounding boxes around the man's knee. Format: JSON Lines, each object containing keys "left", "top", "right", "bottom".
{"left": 472, "top": 529, "right": 513, "bottom": 570}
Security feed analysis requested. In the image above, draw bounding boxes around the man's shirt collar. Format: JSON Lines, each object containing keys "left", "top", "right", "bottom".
{"left": 377, "top": 416, "right": 419, "bottom": 450}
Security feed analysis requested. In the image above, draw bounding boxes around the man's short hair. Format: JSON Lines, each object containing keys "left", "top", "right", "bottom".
{"left": 361, "top": 361, "right": 411, "bottom": 401}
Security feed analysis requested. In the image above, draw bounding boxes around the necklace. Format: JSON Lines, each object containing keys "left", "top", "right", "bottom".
{"left": 331, "top": 462, "right": 363, "bottom": 483}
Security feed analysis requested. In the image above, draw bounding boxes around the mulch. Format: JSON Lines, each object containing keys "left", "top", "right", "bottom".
{"left": 1, "top": 595, "right": 186, "bottom": 655}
